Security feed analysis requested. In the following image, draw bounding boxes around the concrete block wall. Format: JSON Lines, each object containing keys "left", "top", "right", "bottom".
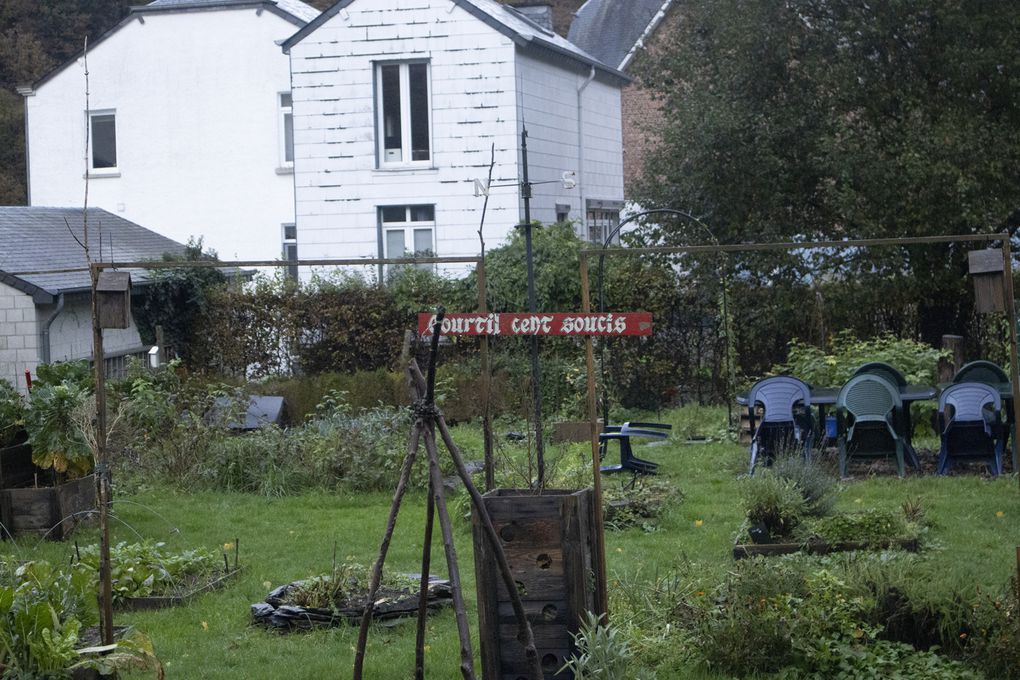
{"left": 0, "top": 281, "right": 40, "bottom": 392}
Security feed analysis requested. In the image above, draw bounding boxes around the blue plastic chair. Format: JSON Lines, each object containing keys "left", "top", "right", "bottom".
{"left": 837, "top": 374, "right": 918, "bottom": 478}
{"left": 746, "top": 376, "right": 813, "bottom": 474}
{"left": 599, "top": 422, "right": 671, "bottom": 475}
{"left": 937, "top": 382, "right": 1005, "bottom": 476}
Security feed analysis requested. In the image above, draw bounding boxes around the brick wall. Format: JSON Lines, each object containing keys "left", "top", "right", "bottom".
{"left": 621, "top": 5, "right": 682, "bottom": 196}
{"left": 0, "top": 281, "right": 40, "bottom": 392}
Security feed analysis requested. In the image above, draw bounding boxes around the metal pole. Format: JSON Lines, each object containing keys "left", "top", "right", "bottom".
{"left": 580, "top": 253, "right": 609, "bottom": 618}
{"left": 520, "top": 128, "right": 546, "bottom": 487}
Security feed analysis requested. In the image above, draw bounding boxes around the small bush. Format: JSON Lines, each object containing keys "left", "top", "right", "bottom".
{"left": 561, "top": 612, "right": 656, "bottom": 680}
{"left": 0, "top": 377, "right": 25, "bottom": 448}
{"left": 807, "top": 508, "right": 913, "bottom": 546}
{"left": 740, "top": 473, "right": 807, "bottom": 540}
{"left": 770, "top": 454, "right": 837, "bottom": 517}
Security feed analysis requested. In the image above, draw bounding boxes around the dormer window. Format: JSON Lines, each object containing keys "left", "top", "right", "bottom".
{"left": 375, "top": 62, "right": 431, "bottom": 166}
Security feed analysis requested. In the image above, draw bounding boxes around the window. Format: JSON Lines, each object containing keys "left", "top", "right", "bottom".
{"left": 376, "top": 62, "right": 431, "bottom": 165}
{"left": 88, "top": 111, "right": 117, "bottom": 171}
{"left": 587, "top": 208, "right": 620, "bottom": 245}
{"left": 555, "top": 204, "right": 571, "bottom": 224}
{"left": 279, "top": 93, "right": 294, "bottom": 167}
{"left": 282, "top": 223, "right": 297, "bottom": 280}
{"left": 380, "top": 205, "right": 435, "bottom": 269}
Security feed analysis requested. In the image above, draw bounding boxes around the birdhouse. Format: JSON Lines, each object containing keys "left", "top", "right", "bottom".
{"left": 96, "top": 271, "right": 132, "bottom": 329}
{"left": 968, "top": 249, "right": 1005, "bottom": 314}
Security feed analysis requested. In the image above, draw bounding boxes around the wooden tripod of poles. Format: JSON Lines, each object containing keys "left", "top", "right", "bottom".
{"left": 352, "top": 312, "right": 544, "bottom": 680}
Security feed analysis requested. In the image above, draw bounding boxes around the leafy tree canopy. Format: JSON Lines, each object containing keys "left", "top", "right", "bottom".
{"left": 633, "top": 0, "right": 1020, "bottom": 341}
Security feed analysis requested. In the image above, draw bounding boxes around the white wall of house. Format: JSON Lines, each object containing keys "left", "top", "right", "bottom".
{"left": 44, "top": 294, "right": 145, "bottom": 365}
{"left": 289, "top": 0, "right": 522, "bottom": 275}
{"left": 514, "top": 50, "right": 624, "bottom": 233}
{"left": 0, "top": 282, "right": 39, "bottom": 392}
{"left": 289, "top": 0, "right": 625, "bottom": 275}
{"left": 25, "top": 7, "right": 299, "bottom": 262}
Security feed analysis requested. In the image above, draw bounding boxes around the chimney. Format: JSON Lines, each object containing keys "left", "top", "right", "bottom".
{"left": 512, "top": 3, "right": 554, "bottom": 33}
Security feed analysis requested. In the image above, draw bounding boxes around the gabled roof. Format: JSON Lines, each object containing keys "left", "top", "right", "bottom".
{"left": 145, "top": 0, "right": 319, "bottom": 24}
{"left": 282, "top": 0, "right": 629, "bottom": 84}
{"left": 568, "top": 0, "right": 671, "bottom": 71}
{"left": 0, "top": 207, "right": 186, "bottom": 301}
{"left": 26, "top": 0, "right": 318, "bottom": 92}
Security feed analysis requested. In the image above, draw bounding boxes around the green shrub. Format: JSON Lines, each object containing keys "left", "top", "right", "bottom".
{"left": 770, "top": 454, "right": 837, "bottom": 517}
{"left": 77, "top": 541, "right": 219, "bottom": 601}
{"left": 25, "top": 381, "right": 93, "bottom": 477}
{"left": 561, "top": 612, "right": 656, "bottom": 680}
{"left": 0, "top": 377, "right": 25, "bottom": 448}
{"left": 806, "top": 508, "right": 913, "bottom": 546}
{"left": 740, "top": 473, "right": 807, "bottom": 540}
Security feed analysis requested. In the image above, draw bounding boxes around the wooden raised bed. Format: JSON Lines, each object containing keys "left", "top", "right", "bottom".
{"left": 733, "top": 537, "right": 920, "bottom": 560}
{"left": 117, "top": 567, "right": 245, "bottom": 611}
{"left": 0, "top": 473, "right": 96, "bottom": 540}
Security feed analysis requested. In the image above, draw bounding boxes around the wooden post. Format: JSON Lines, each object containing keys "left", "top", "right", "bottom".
{"left": 939, "top": 335, "right": 964, "bottom": 383}
{"left": 89, "top": 264, "right": 114, "bottom": 646}
{"left": 579, "top": 252, "right": 609, "bottom": 618}
{"left": 1000, "top": 238, "right": 1020, "bottom": 488}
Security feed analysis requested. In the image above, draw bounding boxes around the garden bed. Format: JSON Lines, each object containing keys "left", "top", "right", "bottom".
{"left": 117, "top": 566, "right": 245, "bottom": 611}
{"left": 733, "top": 536, "right": 921, "bottom": 559}
{"left": 251, "top": 574, "right": 453, "bottom": 631}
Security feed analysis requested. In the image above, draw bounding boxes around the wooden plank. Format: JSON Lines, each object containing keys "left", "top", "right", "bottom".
{"left": 733, "top": 537, "right": 921, "bottom": 560}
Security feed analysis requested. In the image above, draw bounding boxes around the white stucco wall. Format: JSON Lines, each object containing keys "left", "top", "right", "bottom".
{"left": 514, "top": 50, "right": 624, "bottom": 232}
{"left": 0, "top": 282, "right": 39, "bottom": 392}
{"left": 25, "top": 7, "right": 299, "bottom": 262}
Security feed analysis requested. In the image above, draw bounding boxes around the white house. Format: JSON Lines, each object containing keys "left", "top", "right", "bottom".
{"left": 0, "top": 207, "right": 188, "bottom": 393}
{"left": 20, "top": 0, "right": 319, "bottom": 263}
{"left": 281, "top": 0, "right": 627, "bottom": 273}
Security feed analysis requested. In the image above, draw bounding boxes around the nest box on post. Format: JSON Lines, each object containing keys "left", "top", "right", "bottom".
{"left": 96, "top": 271, "right": 132, "bottom": 329}
{"left": 968, "top": 249, "right": 1005, "bottom": 314}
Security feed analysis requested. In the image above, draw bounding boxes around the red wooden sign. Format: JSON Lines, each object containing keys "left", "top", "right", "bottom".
{"left": 418, "top": 312, "right": 652, "bottom": 337}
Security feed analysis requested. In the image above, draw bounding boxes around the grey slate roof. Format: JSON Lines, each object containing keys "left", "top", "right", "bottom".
{"left": 283, "top": 0, "right": 628, "bottom": 83}
{"left": 0, "top": 208, "right": 186, "bottom": 300}
{"left": 145, "top": 0, "right": 319, "bottom": 24}
{"left": 568, "top": 0, "right": 670, "bottom": 71}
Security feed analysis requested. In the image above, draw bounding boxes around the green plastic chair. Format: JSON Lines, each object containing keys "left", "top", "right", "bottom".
{"left": 836, "top": 373, "right": 915, "bottom": 478}
{"left": 952, "top": 360, "right": 1009, "bottom": 386}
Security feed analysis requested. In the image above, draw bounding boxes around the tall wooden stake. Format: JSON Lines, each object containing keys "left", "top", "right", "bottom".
{"left": 1001, "top": 237, "right": 1020, "bottom": 488}
{"left": 579, "top": 253, "right": 609, "bottom": 617}
{"left": 90, "top": 265, "right": 114, "bottom": 646}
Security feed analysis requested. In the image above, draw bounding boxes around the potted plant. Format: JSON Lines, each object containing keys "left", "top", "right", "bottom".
{"left": 1, "top": 363, "right": 96, "bottom": 539}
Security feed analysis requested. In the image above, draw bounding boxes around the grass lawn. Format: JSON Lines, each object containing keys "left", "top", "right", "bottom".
{"left": 3, "top": 406, "right": 1020, "bottom": 678}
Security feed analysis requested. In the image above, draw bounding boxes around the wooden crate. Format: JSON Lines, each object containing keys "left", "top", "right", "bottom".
{"left": 472, "top": 488, "right": 603, "bottom": 680}
{"left": 0, "top": 474, "right": 96, "bottom": 540}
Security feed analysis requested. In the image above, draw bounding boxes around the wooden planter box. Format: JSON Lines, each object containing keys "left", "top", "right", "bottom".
{"left": 472, "top": 488, "right": 603, "bottom": 680}
{"left": 733, "top": 537, "right": 920, "bottom": 560}
{"left": 0, "top": 474, "right": 96, "bottom": 540}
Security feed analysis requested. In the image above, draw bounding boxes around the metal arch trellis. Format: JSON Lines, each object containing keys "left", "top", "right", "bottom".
{"left": 80, "top": 253, "right": 496, "bottom": 658}
{"left": 578, "top": 232, "right": 1020, "bottom": 589}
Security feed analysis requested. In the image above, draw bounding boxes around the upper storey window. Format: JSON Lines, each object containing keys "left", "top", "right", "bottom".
{"left": 89, "top": 111, "right": 117, "bottom": 171}
{"left": 376, "top": 62, "right": 431, "bottom": 166}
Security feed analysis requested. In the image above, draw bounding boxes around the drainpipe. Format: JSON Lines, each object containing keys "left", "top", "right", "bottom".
{"left": 576, "top": 66, "right": 596, "bottom": 238}
{"left": 39, "top": 292, "right": 64, "bottom": 364}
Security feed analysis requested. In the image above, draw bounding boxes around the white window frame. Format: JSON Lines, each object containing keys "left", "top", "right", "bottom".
{"left": 374, "top": 61, "right": 432, "bottom": 167}
{"left": 87, "top": 109, "right": 118, "bottom": 175}
{"left": 379, "top": 205, "right": 436, "bottom": 272}
{"left": 278, "top": 92, "right": 294, "bottom": 171}
{"left": 282, "top": 223, "right": 297, "bottom": 280}
{"left": 586, "top": 207, "right": 620, "bottom": 245}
